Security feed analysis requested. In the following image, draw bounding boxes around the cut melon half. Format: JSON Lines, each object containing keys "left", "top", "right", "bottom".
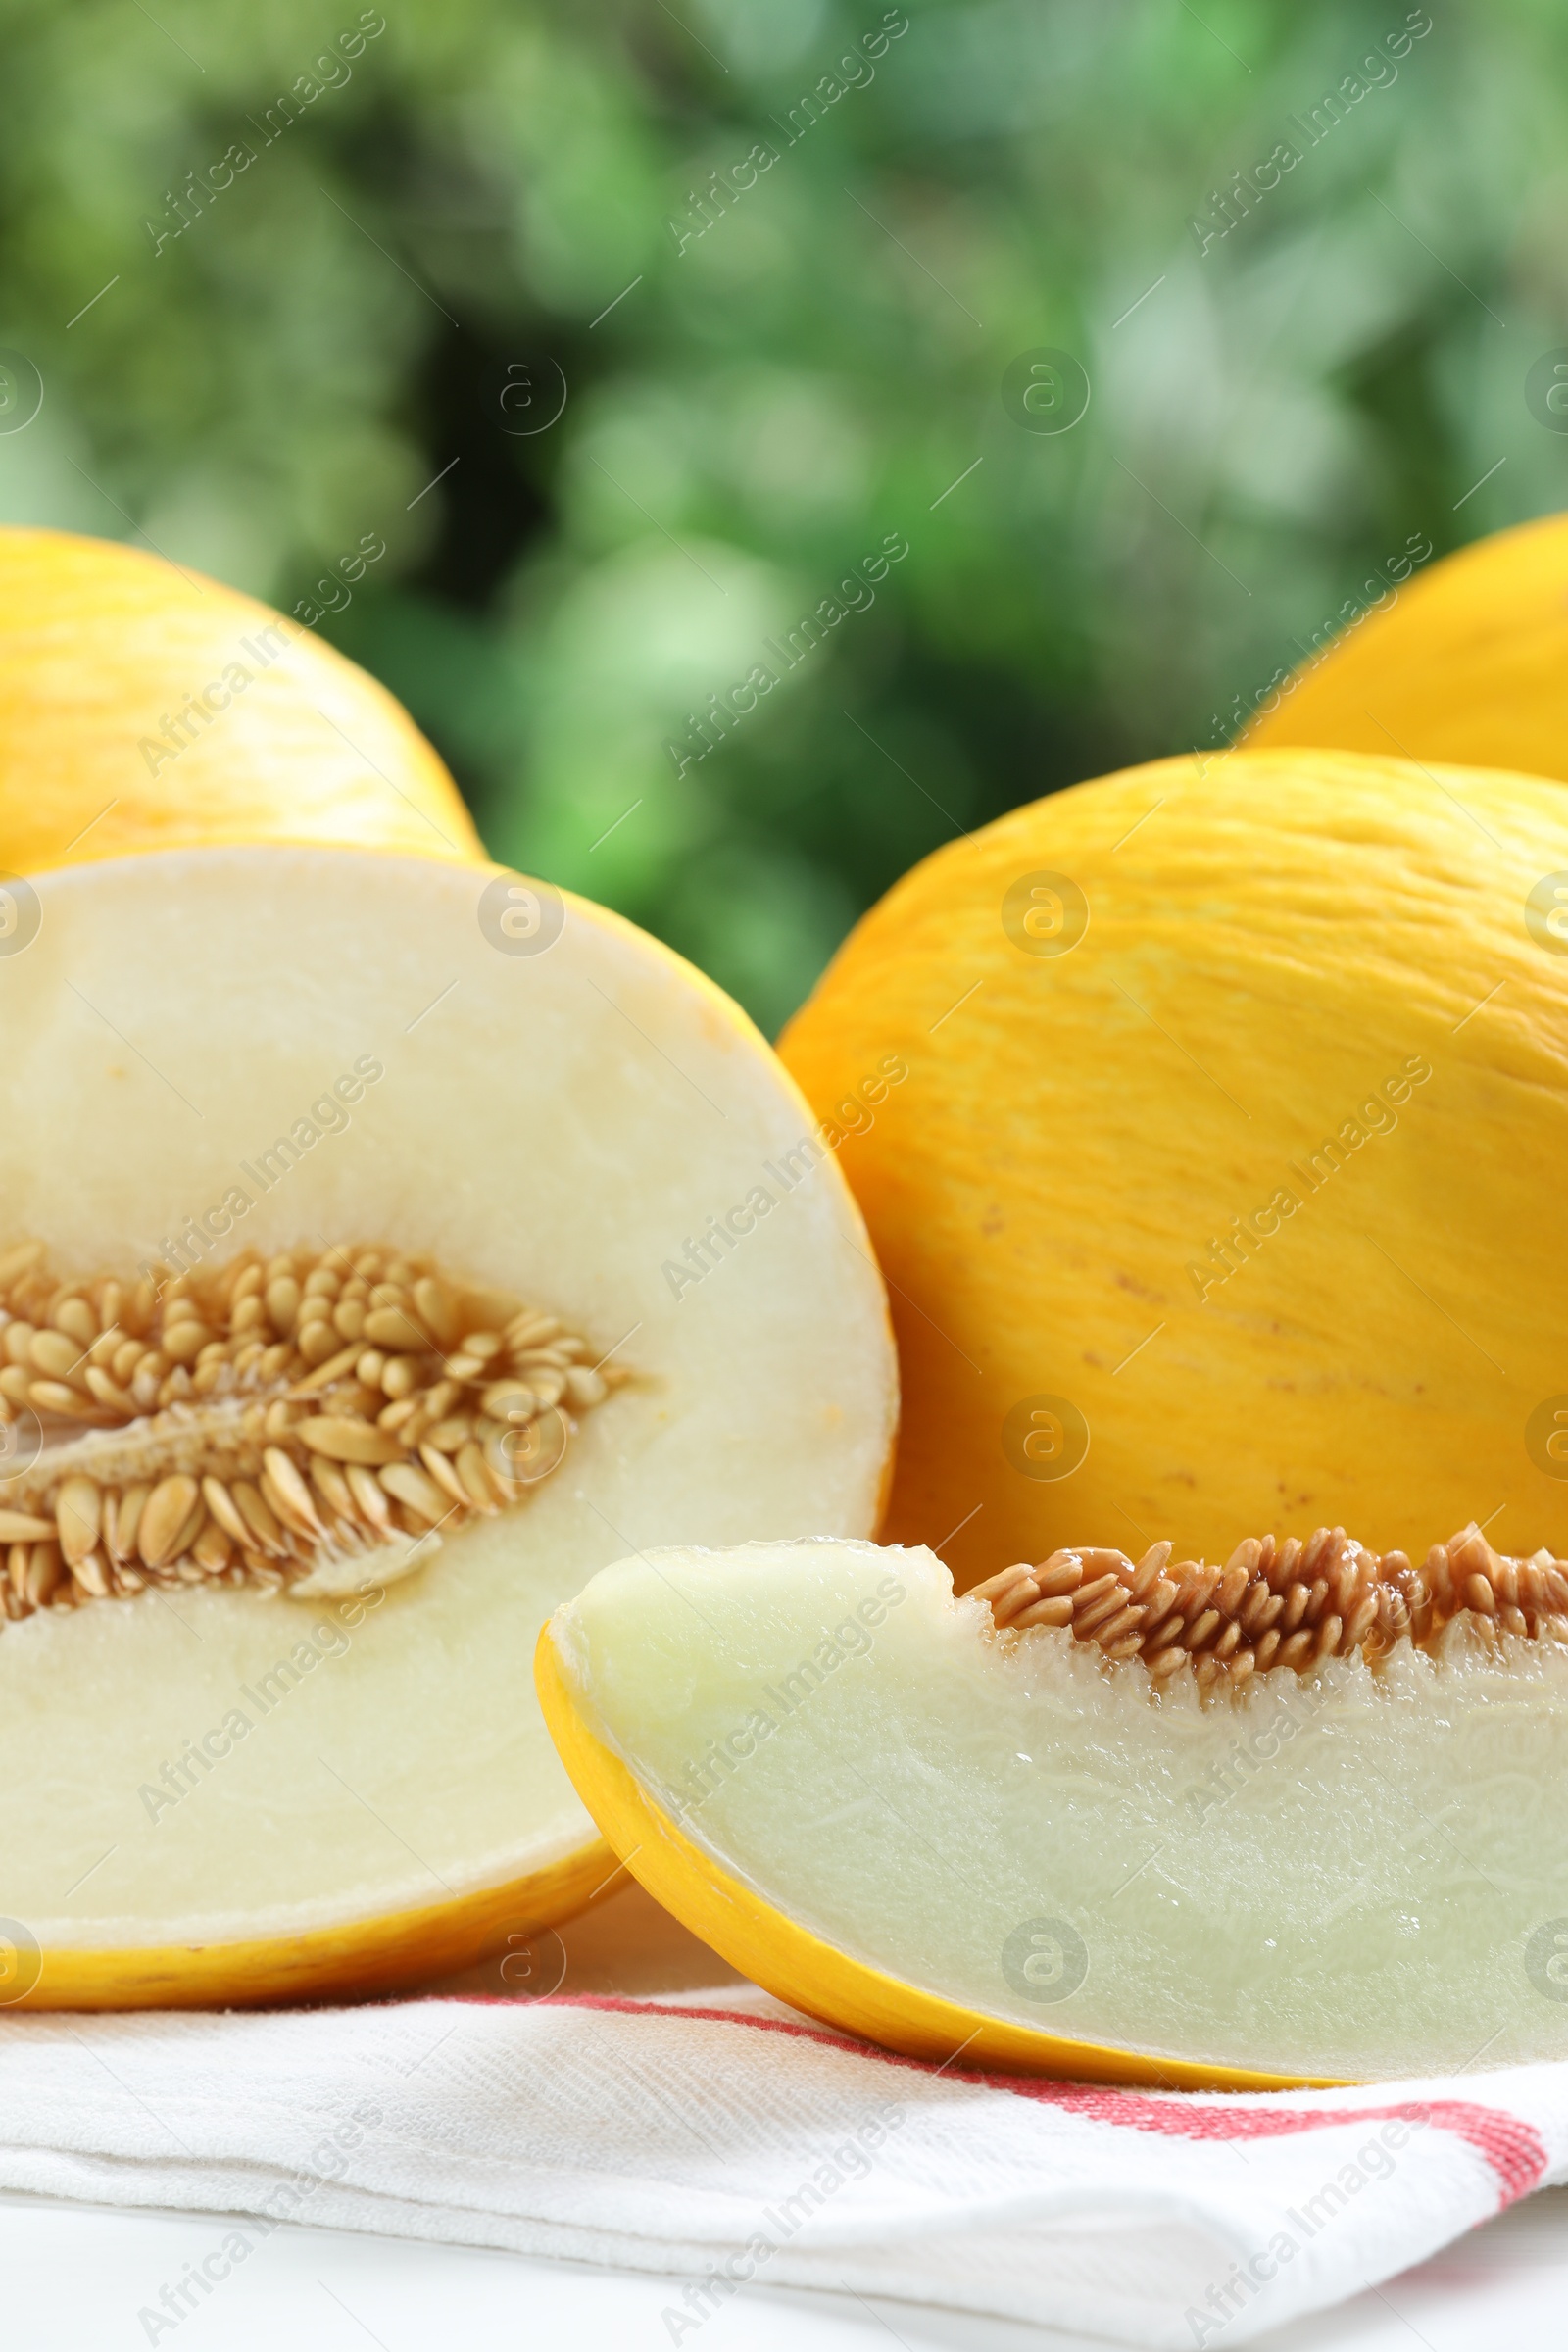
{"left": 0, "top": 849, "right": 895, "bottom": 2005}
{"left": 540, "top": 1537, "right": 1568, "bottom": 2087}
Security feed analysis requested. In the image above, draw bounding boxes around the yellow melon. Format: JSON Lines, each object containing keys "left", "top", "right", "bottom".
{"left": 1247, "top": 512, "right": 1568, "bottom": 780}
{"left": 0, "top": 528, "right": 481, "bottom": 876}
{"left": 779, "top": 746, "right": 1568, "bottom": 1589}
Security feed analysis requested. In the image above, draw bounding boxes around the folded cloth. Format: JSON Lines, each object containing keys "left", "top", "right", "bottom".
{"left": 1, "top": 1987, "right": 1563, "bottom": 2347}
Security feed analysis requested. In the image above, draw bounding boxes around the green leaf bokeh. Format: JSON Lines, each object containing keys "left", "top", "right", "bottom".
{"left": 0, "top": 0, "right": 1557, "bottom": 1030}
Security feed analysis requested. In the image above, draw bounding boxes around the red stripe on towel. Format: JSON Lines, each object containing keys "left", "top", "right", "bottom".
{"left": 518, "top": 1995, "right": 1549, "bottom": 2207}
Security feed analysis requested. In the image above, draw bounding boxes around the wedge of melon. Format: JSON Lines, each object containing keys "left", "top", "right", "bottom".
{"left": 0, "top": 848, "right": 895, "bottom": 2004}
{"left": 540, "top": 1537, "right": 1568, "bottom": 2087}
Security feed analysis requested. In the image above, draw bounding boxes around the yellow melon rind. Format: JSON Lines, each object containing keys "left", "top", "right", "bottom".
{"left": 0, "top": 527, "right": 484, "bottom": 878}
{"left": 1245, "top": 512, "right": 1568, "bottom": 779}
{"left": 9, "top": 1834, "right": 615, "bottom": 2010}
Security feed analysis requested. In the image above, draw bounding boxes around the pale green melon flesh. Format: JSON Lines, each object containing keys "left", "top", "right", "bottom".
{"left": 0, "top": 851, "right": 894, "bottom": 1946}
{"left": 555, "top": 1539, "right": 1568, "bottom": 2080}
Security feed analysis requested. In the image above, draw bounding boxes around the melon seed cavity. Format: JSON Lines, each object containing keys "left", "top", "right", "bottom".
{"left": 973, "top": 1527, "right": 1568, "bottom": 1690}
{"left": 0, "top": 1240, "right": 628, "bottom": 1619}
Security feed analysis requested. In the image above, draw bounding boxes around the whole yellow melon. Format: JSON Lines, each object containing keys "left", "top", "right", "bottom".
{"left": 1247, "top": 511, "right": 1568, "bottom": 780}
{"left": 0, "top": 528, "right": 481, "bottom": 874}
{"left": 779, "top": 746, "right": 1568, "bottom": 1589}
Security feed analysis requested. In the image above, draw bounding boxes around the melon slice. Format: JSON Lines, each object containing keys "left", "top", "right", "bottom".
{"left": 540, "top": 1537, "right": 1568, "bottom": 2087}
{"left": 0, "top": 848, "right": 895, "bottom": 2004}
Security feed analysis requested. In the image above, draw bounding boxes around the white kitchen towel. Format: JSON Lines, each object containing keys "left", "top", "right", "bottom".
{"left": 0, "top": 1988, "right": 1562, "bottom": 2347}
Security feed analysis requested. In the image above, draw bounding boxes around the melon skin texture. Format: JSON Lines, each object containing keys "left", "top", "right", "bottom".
{"left": 542, "top": 1539, "right": 1568, "bottom": 2085}
{"left": 1247, "top": 513, "right": 1568, "bottom": 781}
{"left": 0, "top": 847, "right": 895, "bottom": 2004}
{"left": 778, "top": 746, "right": 1568, "bottom": 1586}
{"left": 0, "top": 528, "right": 482, "bottom": 876}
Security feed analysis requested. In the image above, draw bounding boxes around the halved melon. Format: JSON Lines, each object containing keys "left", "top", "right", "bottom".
{"left": 0, "top": 848, "right": 895, "bottom": 2004}
{"left": 540, "top": 1535, "right": 1568, "bottom": 2087}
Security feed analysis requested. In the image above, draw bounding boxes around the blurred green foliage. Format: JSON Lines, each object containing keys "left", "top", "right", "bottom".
{"left": 0, "top": 0, "right": 1562, "bottom": 1029}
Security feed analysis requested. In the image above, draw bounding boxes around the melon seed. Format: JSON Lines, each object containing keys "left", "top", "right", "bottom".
{"left": 0, "top": 1242, "right": 631, "bottom": 1625}
{"left": 973, "top": 1521, "right": 1568, "bottom": 1693}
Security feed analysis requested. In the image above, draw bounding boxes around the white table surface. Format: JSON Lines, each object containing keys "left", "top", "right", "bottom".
{"left": 5, "top": 2186, "right": 1565, "bottom": 2351}
{"left": 5, "top": 1884, "right": 1565, "bottom": 2350}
